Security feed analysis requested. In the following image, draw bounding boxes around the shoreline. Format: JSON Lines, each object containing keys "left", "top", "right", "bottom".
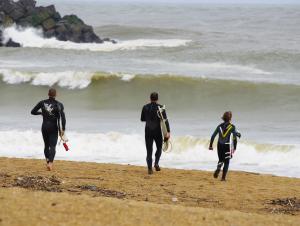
{"left": 0, "top": 157, "right": 299, "bottom": 225}
{"left": 1, "top": 155, "right": 299, "bottom": 179}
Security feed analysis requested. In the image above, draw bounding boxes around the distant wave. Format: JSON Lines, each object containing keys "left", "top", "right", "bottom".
{"left": 0, "top": 130, "right": 299, "bottom": 178}
{"left": 0, "top": 68, "right": 288, "bottom": 90}
{"left": 0, "top": 69, "right": 93, "bottom": 89}
{"left": 2, "top": 25, "right": 191, "bottom": 52}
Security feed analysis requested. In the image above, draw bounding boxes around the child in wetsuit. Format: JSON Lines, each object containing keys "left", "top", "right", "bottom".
{"left": 209, "top": 111, "right": 241, "bottom": 181}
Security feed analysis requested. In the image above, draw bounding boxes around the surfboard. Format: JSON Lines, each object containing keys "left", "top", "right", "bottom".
{"left": 229, "top": 133, "right": 234, "bottom": 158}
{"left": 157, "top": 105, "right": 172, "bottom": 152}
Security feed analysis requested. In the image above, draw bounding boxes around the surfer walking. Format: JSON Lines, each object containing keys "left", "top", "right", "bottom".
{"left": 31, "top": 88, "right": 66, "bottom": 171}
{"left": 209, "top": 111, "right": 241, "bottom": 181}
{"left": 141, "top": 92, "right": 170, "bottom": 175}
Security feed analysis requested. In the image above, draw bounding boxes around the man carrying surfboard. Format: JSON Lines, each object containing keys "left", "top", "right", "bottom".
{"left": 141, "top": 92, "right": 170, "bottom": 175}
{"left": 31, "top": 88, "right": 66, "bottom": 171}
{"left": 209, "top": 111, "right": 241, "bottom": 181}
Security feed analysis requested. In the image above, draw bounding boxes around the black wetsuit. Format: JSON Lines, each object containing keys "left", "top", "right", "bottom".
{"left": 210, "top": 122, "right": 239, "bottom": 180}
{"left": 141, "top": 102, "right": 170, "bottom": 170}
{"left": 31, "top": 97, "right": 66, "bottom": 163}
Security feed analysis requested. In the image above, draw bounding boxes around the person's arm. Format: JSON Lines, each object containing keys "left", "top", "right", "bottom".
{"left": 232, "top": 126, "right": 238, "bottom": 150}
{"left": 162, "top": 109, "right": 170, "bottom": 133}
{"left": 141, "top": 106, "right": 146, "bottom": 122}
{"left": 31, "top": 101, "right": 42, "bottom": 115}
{"left": 60, "top": 103, "right": 66, "bottom": 131}
{"left": 209, "top": 126, "right": 219, "bottom": 150}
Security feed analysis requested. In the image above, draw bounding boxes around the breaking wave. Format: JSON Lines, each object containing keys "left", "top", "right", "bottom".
{"left": 2, "top": 25, "right": 191, "bottom": 52}
{"left": 0, "top": 67, "right": 277, "bottom": 90}
{"left": 0, "top": 130, "right": 299, "bottom": 178}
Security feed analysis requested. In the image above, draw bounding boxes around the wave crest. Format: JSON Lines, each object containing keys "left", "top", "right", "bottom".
{"left": 2, "top": 25, "right": 191, "bottom": 52}
{"left": 0, "top": 130, "right": 298, "bottom": 178}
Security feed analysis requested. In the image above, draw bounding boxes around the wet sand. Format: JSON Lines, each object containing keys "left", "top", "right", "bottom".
{"left": 0, "top": 157, "right": 299, "bottom": 226}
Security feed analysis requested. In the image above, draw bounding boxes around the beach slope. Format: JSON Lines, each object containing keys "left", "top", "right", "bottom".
{"left": 0, "top": 157, "right": 299, "bottom": 226}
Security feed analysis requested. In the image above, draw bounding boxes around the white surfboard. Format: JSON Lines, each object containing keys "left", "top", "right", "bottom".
{"left": 229, "top": 133, "right": 233, "bottom": 158}
{"left": 157, "top": 105, "right": 172, "bottom": 152}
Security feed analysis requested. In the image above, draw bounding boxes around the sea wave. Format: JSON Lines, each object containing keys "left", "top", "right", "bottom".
{"left": 0, "top": 68, "right": 294, "bottom": 91}
{"left": 0, "top": 130, "right": 299, "bottom": 178}
{"left": 2, "top": 25, "right": 191, "bottom": 52}
{"left": 0, "top": 69, "right": 93, "bottom": 89}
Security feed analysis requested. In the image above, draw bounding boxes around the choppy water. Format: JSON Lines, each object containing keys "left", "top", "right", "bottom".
{"left": 0, "top": 1, "right": 299, "bottom": 177}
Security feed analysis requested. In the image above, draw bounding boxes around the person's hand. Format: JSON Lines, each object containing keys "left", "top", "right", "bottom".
{"left": 59, "top": 130, "right": 65, "bottom": 137}
{"left": 209, "top": 146, "right": 213, "bottom": 151}
{"left": 166, "top": 133, "right": 170, "bottom": 139}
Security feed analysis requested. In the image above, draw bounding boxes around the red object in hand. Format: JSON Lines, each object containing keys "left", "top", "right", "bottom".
{"left": 63, "top": 142, "right": 69, "bottom": 151}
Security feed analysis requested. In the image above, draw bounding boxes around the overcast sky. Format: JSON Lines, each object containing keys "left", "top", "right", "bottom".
{"left": 43, "top": 0, "right": 300, "bottom": 4}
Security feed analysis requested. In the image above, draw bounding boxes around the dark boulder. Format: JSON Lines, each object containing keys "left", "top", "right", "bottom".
{"left": 53, "top": 15, "right": 102, "bottom": 43}
{"left": 0, "top": 29, "right": 3, "bottom": 47}
{"left": 0, "top": 0, "right": 116, "bottom": 46}
{"left": 44, "top": 28, "right": 55, "bottom": 38}
{"left": 0, "top": 0, "right": 15, "bottom": 14}
{"left": 103, "top": 38, "right": 117, "bottom": 44}
{"left": 18, "top": 0, "right": 36, "bottom": 11}
{"left": 27, "top": 6, "right": 55, "bottom": 27}
{"left": 42, "top": 18, "right": 56, "bottom": 30}
{"left": 62, "top": 15, "right": 84, "bottom": 25}
{"left": 5, "top": 38, "right": 21, "bottom": 47}
{"left": 0, "top": 11, "right": 5, "bottom": 23}
{"left": 8, "top": 4, "right": 25, "bottom": 21}
{"left": 3, "top": 15, "right": 14, "bottom": 27}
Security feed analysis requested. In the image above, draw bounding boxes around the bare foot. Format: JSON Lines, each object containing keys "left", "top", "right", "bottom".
{"left": 47, "top": 163, "right": 53, "bottom": 171}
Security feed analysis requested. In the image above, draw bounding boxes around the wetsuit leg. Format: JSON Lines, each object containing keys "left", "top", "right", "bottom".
{"left": 217, "top": 143, "right": 225, "bottom": 169}
{"left": 218, "top": 143, "right": 230, "bottom": 180}
{"left": 154, "top": 131, "right": 163, "bottom": 166}
{"left": 222, "top": 158, "right": 230, "bottom": 180}
{"left": 214, "top": 143, "right": 226, "bottom": 178}
{"left": 48, "top": 130, "right": 58, "bottom": 163}
{"left": 42, "top": 129, "right": 50, "bottom": 163}
{"left": 145, "top": 131, "right": 154, "bottom": 170}
{"left": 42, "top": 123, "right": 58, "bottom": 163}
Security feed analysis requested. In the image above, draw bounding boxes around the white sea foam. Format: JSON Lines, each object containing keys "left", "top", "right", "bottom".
{"left": 2, "top": 25, "right": 191, "bottom": 52}
{"left": 0, "top": 130, "right": 299, "bottom": 178}
{"left": 0, "top": 69, "right": 93, "bottom": 89}
{"left": 0, "top": 69, "right": 139, "bottom": 88}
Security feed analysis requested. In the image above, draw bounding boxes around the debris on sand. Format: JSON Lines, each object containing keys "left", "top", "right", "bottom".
{"left": 267, "top": 198, "right": 300, "bottom": 215}
{"left": 78, "top": 184, "right": 126, "bottom": 199}
{"left": 0, "top": 172, "right": 12, "bottom": 187}
{"left": 14, "top": 175, "right": 62, "bottom": 192}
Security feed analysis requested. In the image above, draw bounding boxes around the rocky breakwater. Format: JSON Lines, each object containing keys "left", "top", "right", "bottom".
{"left": 0, "top": 0, "right": 116, "bottom": 47}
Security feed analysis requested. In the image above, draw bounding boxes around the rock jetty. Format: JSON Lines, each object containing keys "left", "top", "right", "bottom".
{"left": 0, "top": 0, "right": 116, "bottom": 47}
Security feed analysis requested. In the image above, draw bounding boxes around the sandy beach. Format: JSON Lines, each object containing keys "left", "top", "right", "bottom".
{"left": 0, "top": 157, "right": 299, "bottom": 226}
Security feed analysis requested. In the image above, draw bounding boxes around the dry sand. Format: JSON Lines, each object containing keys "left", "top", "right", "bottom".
{"left": 0, "top": 157, "right": 299, "bottom": 226}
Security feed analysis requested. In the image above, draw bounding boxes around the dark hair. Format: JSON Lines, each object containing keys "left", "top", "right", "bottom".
{"left": 48, "top": 88, "right": 57, "bottom": 98}
{"left": 150, "top": 92, "right": 158, "bottom": 101}
{"left": 222, "top": 111, "right": 232, "bottom": 122}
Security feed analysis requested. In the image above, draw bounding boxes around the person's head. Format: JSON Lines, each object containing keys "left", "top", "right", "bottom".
{"left": 48, "top": 88, "right": 57, "bottom": 98}
{"left": 222, "top": 111, "right": 232, "bottom": 123}
{"left": 150, "top": 92, "right": 158, "bottom": 102}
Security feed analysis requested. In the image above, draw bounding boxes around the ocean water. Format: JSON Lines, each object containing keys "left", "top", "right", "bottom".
{"left": 0, "top": 1, "right": 300, "bottom": 178}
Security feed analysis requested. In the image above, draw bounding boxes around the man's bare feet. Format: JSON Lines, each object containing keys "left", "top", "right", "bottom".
{"left": 47, "top": 162, "right": 53, "bottom": 171}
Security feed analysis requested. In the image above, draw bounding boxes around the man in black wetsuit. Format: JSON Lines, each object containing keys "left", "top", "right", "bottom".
{"left": 141, "top": 92, "right": 170, "bottom": 175}
{"left": 31, "top": 88, "right": 66, "bottom": 171}
{"left": 209, "top": 111, "right": 241, "bottom": 181}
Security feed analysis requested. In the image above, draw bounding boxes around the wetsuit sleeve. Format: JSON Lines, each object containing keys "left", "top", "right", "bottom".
{"left": 141, "top": 106, "right": 146, "bottom": 122}
{"left": 162, "top": 110, "right": 170, "bottom": 133}
{"left": 60, "top": 103, "right": 66, "bottom": 131}
{"left": 31, "top": 101, "right": 43, "bottom": 115}
{"left": 209, "top": 126, "right": 219, "bottom": 148}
